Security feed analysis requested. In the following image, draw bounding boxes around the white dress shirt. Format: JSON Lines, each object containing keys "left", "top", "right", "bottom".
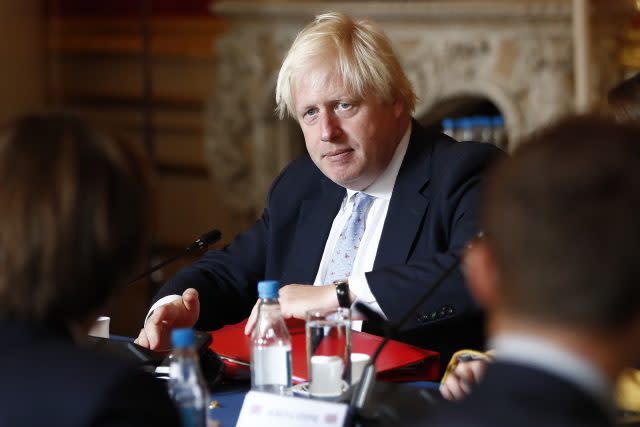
{"left": 313, "top": 124, "right": 411, "bottom": 330}
{"left": 490, "top": 333, "right": 615, "bottom": 415}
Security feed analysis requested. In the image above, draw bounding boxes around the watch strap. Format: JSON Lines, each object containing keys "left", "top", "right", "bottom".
{"left": 334, "top": 279, "right": 351, "bottom": 308}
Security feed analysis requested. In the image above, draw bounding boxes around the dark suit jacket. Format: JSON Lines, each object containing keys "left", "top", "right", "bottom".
{"left": 422, "top": 361, "right": 614, "bottom": 427}
{"left": 155, "top": 121, "right": 503, "bottom": 365}
{"left": 0, "top": 318, "right": 180, "bottom": 427}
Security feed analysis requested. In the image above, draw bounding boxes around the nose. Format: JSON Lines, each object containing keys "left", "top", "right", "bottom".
{"left": 320, "top": 113, "right": 342, "bottom": 142}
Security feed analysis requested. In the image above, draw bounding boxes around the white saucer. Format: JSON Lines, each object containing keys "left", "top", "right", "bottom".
{"left": 291, "top": 381, "right": 349, "bottom": 399}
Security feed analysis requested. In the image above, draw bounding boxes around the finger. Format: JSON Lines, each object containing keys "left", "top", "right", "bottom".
{"left": 182, "top": 288, "right": 200, "bottom": 324}
{"left": 455, "top": 361, "right": 485, "bottom": 386}
{"left": 439, "top": 383, "right": 454, "bottom": 401}
{"left": 149, "top": 302, "right": 178, "bottom": 326}
{"left": 182, "top": 288, "right": 199, "bottom": 311}
{"left": 454, "top": 364, "right": 475, "bottom": 384}
{"left": 442, "top": 374, "right": 467, "bottom": 401}
{"left": 143, "top": 322, "right": 164, "bottom": 350}
{"left": 459, "top": 377, "right": 472, "bottom": 395}
{"left": 145, "top": 305, "right": 174, "bottom": 350}
{"left": 134, "top": 328, "right": 150, "bottom": 348}
{"left": 244, "top": 301, "right": 260, "bottom": 335}
{"left": 467, "top": 360, "right": 487, "bottom": 382}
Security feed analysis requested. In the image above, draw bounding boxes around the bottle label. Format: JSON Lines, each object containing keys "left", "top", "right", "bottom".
{"left": 251, "top": 346, "right": 292, "bottom": 387}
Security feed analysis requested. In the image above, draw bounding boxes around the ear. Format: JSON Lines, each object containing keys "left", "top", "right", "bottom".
{"left": 463, "top": 240, "right": 500, "bottom": 310}
{"left": 392, "top": 98, "right": 404, "bottom": 119}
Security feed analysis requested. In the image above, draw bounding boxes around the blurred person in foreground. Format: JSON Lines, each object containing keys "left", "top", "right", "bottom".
{"left": 0, "top": 113, "right": 180, "bottom": 427}
{"left": 420, "top": 115, "right": 640, "bottom": 427}
{"left": 135, "top": 11, "right": 502, "bottom": 368}
{"left": 440, "top": 74, "right": 640, "bottom": 413}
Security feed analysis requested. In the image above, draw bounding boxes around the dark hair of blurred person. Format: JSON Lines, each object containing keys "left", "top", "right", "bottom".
{"left": 0, "top": 112, "right": 180, "bottom": 427}
{"left": 483, "top": 116, "right": 640, "bottom": 330}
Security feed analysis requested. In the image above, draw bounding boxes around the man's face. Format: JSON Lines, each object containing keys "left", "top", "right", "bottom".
{"left": 292, "top": 63, "right": 406, "bottom": 190}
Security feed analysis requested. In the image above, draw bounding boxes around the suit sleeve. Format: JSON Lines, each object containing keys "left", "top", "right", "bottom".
{"left": 149, "top": 158, "right": 308, "bottom": 331}
{"left": 151, "top": 210, "right": 270, "bottom": 330}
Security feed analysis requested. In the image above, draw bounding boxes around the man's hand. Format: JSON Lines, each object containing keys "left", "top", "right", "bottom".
{"left": 134, "top": 288, "right": 200, "bottom": 351}
{"left": 244, "top": 284, "right": 338, "bottom": 335}
{"left": 439, "top": 359, "right": 488, "bottom": 401}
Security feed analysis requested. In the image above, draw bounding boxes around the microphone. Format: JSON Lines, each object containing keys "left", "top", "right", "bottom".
{"left": 89, "top": 229, "right": 225, "bottom": 387}
{"left": 127, "top": 229, "right": 221, "bottom": 285}
{"left": 351, "top": 232, "right": 483, "bottom": 412}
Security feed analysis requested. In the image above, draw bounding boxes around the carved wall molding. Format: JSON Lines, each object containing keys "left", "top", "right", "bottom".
{"left": 205, "top": 0, "right": 629, "bottom": 217}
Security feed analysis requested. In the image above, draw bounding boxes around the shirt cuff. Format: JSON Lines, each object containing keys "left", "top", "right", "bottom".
{"left": 348, "top": 272, "right": 387, "bottom": 319}
{"left": 145, "top": 294, "right": 182, "bottom": 325}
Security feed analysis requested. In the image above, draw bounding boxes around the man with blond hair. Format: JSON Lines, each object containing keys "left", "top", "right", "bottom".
{"left": 136, "top": 12, "right": 501, "bottom": 367}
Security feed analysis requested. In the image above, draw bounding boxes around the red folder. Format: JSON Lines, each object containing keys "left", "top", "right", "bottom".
{"left": 208, "top": 319, "right": 440, "bottom": 383}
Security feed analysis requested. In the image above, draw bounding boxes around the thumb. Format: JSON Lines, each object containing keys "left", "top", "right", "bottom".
{"left": 182, "top": 288, "right": 200, "bottom": 316}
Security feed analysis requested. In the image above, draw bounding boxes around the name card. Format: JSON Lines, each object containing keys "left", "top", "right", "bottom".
{"left": 236, "top": 391, "right": 349, "bottom": 427}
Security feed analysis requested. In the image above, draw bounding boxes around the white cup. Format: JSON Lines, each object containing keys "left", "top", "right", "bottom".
{"left": 350, "top": 353, "right": 371, "bottom": 384}
{"left": 309, "top": 355, "right": 344, "bottom": 396}
{"left": 88, "top": 316, "right": 110, "bottom": 338}
{"left": 305, "top": 307, "right": 351, "bottom": 398}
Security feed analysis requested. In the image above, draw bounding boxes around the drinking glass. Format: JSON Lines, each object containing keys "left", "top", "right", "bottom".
{"left": 305, "top": 307, "right": 351, "bottom": 398}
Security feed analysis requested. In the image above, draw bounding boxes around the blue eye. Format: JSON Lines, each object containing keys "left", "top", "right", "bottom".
{"left": 337, "top": 102, "right": 351, "bottom": 110}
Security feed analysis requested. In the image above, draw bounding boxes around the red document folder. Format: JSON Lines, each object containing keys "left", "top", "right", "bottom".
{"left": 209, "top": 319, "right": 440, "bottom": 383}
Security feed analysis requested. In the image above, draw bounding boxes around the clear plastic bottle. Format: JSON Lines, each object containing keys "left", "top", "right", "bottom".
{"left": 168, "top": 328, "right": 209, "bottom": 427}
{"left": 477, "top": 116, "right": 493, "bottom": 143}
{"left": 250, "top": 280, "right": 292, "bottom": 395}
{"left": 458, "top": 117, "right": 474, "bottom": 141}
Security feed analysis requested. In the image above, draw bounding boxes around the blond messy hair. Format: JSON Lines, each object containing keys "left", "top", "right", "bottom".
{"left": 275, "top": 12, "right": 416, "bottom": 119}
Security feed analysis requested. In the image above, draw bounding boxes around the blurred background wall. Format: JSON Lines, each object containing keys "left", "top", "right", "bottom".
{"left": 0, "top": 0, "right": 637, "bottom": 336}
{"left": 0, "top": 0, "right": 44, "bottom": 122}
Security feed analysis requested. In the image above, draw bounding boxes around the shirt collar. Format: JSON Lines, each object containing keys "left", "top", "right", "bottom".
{"left": 345, "top": 122, "right": 412, "bottom": 203}
{"left": 489, "top": 333, "right": 615, "bottom": 414}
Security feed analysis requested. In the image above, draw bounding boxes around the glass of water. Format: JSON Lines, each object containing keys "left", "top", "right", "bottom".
{"left": 305, "top": 307, "right": 351, "bottom": 398}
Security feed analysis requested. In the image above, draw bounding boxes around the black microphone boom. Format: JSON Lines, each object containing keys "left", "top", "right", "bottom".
{"left": 127, "top": 229, "right": 221, "bottom": 285}
{"left": 351, "top": 254, "right": 462, "bottom": 411}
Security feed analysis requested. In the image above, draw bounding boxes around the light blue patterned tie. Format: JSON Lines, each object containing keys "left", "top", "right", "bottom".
{"left": 324, "top": 192, "right": 375, "bottom": 284}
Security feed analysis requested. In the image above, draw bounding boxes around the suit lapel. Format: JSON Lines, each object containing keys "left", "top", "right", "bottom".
{"left": 374, "top": 121, "right": 433, "bottom": 269}
{"left": 281, "top": 177, "right": 345, "bottom": 283}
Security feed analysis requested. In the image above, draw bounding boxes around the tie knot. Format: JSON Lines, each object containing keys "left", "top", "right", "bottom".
{"left": 353, "top": 192, "right": 374, "bottom": 214}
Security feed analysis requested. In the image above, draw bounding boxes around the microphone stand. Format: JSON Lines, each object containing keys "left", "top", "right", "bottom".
{"left": 89, "top": 229, "right": 225, "bottom": 386}
{"left": 350, "top": 255, "right": 462, "bottom": 414}
{"left": 127, "top": 229, "right": 221, "bottom": 285}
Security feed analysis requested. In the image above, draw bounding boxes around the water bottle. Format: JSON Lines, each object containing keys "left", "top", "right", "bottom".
{"left": 168, "top": 328, "right": 209, "bottom": 427}
{"left": 491, "top": 115, "right": 507, "bottom": 149}
{"left": 250, "top": 280, "right": 292, "bottom": 395}
{"left": 477, "top": 116, "right": 493, "bottom": 143}
{"left": 458, "top": 117, "right": 474, "bottom": 141}
{"left": 441, "top": 118, "right": 456, "bottom": 139}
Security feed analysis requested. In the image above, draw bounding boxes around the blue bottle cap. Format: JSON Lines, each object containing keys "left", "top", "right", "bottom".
{"left": 257, "top": 280, "right": 279, "bottom": 299}
{"left": 441, "top": 118, "right": 454, "bottom": 129}
{"left": 457, "top": 118, "right": 473, "bottom": 129}
{"left": 171, "top": 328, "right": 195, "bottom": 349}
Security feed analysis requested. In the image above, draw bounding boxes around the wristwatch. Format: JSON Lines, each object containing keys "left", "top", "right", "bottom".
{"left": 334, "top": 279, "right": 351, "bottom": 308}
